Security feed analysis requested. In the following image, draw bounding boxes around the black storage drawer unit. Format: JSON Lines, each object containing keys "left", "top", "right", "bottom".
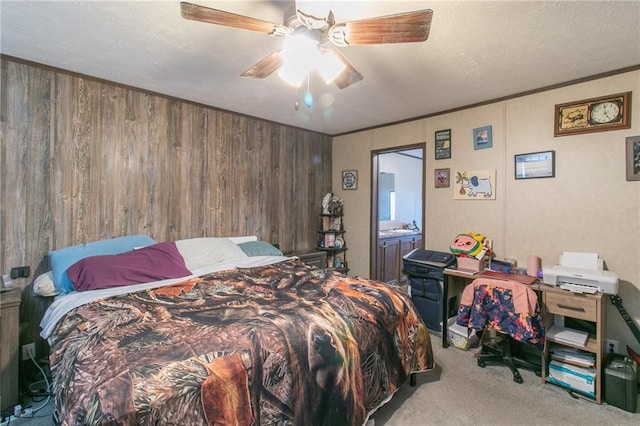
{"left": 402, "top": 249, "right": 456, "bottom": 332}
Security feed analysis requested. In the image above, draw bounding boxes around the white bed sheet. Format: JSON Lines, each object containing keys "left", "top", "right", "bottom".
{"left": 40, "top": 255, "right": 289, "bottom": 340}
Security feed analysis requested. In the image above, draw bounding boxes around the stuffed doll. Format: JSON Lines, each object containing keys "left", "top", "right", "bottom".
{"left": 450, "top": 232, "right": 487, "bottom": 258}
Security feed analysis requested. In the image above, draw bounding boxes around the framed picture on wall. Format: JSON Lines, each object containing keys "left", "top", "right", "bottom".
{"left": 554, "top": 92, "right": 631, "bottom": 137}
{"left": 626, "top": 135, "right": 640, "bottom": 181}
{"left": 435, "top": 129, "right": 451, "bottom": 159}
{"left": 515, "top": 150, "right": 555, "bottom": 179}
{"left": 435, "top": 168, "right": 450, "bottom": 188}
{"left": 453, "top": 170, "right": 496, "bottom": 199}
{"left": 473, "top": 126, "right": 492, "bottom": 150}
{"left": 342, "top": 170, "right": 358, "bottom": 190}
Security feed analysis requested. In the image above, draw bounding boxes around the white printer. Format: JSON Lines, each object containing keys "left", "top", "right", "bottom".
{"left": 543, "top": 252, "right": 618, "bottom": 294}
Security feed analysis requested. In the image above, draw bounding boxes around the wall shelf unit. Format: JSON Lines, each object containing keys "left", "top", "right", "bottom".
{"left": 317, "top": 213, "right": 348, "bottom": 274}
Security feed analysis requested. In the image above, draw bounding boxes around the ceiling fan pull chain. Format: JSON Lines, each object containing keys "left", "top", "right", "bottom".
{"left": 304, "top": 74, "right": 313, "bottom": 108}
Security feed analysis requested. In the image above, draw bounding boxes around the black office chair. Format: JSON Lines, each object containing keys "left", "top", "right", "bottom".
{"left": 457, "top": 278, "right": 545, "bottom": 383}
{"left": 476, "top": 328, "right": 541, "bottom": 383}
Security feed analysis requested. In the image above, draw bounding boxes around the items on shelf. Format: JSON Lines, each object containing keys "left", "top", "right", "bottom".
{"left": 318, "top": 193, "right": 348, "bottom": 274}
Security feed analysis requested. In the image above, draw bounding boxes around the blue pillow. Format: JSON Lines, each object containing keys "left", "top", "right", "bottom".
{"left": 237, "top": 241, "right": 283, "bottom": 257}
{"left": 49, "top": 235, "right": 156, "bottom": 294}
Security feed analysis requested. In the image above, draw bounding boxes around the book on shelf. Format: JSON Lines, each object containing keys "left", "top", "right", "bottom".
{"left": 549, "top": 344, "right": 595, "bottom": 367}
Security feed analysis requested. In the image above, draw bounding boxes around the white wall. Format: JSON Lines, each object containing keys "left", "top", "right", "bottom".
{"left": 332, "top": 70, "right": 640, "bottom": 351}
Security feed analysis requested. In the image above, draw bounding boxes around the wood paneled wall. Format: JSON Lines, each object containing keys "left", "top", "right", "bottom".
{"left": 0, "top": 58, "right": 332, "bottom": 357}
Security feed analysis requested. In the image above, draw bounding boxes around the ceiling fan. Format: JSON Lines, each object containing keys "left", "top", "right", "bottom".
{"left": 180, "top": 1, "right": 433, "bottom": 89}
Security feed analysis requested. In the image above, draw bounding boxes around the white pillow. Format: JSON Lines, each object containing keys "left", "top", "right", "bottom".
{"left": 33, "top": 271, "right": 59, "bottom": 297}
{"left": 227, "top": 236, "right": 258, "bottom": 244}
{"left": 175, "top": 237, "right": 248, "bottom": 271}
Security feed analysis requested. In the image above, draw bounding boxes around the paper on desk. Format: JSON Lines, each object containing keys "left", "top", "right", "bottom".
{"left": 560, "top": 252, "right": 598, "bottom": 270}
{"left": 547, "top": 325, "right": 588, "bottom": 347}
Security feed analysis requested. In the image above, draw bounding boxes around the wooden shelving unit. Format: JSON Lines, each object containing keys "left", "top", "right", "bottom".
{"left": 317, "top": 213, "right": 348, "bottom": 274}
{"left": 540, "top": 287, "right": 604, "bottom": 403}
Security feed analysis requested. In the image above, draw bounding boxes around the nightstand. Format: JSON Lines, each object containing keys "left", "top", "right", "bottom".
{"left": 293, "top": 250, "right": 327, "bottom": 269}
{"left": 1, "top": 288, "right": 21, "bottom": 410}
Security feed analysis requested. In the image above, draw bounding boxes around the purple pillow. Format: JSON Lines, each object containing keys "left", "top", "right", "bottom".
{"left": 67, "top": 241, "right": 191, "bottom": 292}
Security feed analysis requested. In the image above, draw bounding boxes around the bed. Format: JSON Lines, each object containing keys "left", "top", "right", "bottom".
{"left": 38, "top": 236, "right": 435, "bottom": 425}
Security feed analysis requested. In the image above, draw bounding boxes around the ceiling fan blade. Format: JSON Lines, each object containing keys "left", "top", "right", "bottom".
{"left": 330, "top": 51, "right": 363, "bottom": 89}
{"left": 181, "top": 2, "right": 289, "bottom": 36}
{"left": 241, "top": 51, "right": 284, "bottom": 79}
{"left": 329, "top": 9, "right": 433, "bottom": 46}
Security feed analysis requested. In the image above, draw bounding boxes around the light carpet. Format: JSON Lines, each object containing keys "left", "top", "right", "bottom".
{"left": 370, "top": 335, "right": 639, "bottom": 425}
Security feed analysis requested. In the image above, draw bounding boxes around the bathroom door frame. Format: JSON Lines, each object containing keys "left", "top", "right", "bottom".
{"left": 370, "top": 143, "right": 426, "bottom": 280}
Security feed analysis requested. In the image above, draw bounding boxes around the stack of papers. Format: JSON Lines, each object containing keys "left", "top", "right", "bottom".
{"left": 549, "top": 344, "right": 595, "bottom": 367}
{"left": 547, "top": 325, "right": 589, "bottom": 347}
{"left": 444, "top": 266, "right": 479, "bottom": 276}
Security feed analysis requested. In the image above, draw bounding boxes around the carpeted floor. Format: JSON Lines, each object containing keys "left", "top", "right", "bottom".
{"left": 370, "top": 334, "right": 640, "bottom": 425}
{"left": 9, "top": 335, "right": 640, "bottom": 426}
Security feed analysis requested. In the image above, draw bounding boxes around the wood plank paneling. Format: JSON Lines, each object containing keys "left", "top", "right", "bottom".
{"left": 0, "top": 57, "right": 331, "bottom": 361}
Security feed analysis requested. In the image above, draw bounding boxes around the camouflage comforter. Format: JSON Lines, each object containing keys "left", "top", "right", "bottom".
{"left": 49, "top": 258, "right": 434, "bottom": 425}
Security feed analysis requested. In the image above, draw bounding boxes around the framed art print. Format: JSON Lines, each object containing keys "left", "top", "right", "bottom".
{"left": 453, "top": 170, "right": 496, "bottom": 199}
{"left": 473, "top": 126, "right": 492, "bottom": 150}
{"left": 435, "top": 129, "right": 451, "bottom": 159}
{"left": 626, "top": 135, "right": 640, "bottom": 181}
{"left": 342, "top": 170, "right": 358, "bottom": 190}
{"left": 435, "top": 168, "right": 450, "bottom": 188}
{"left": 515, "top": 151, "right": 555, "bottom": 179}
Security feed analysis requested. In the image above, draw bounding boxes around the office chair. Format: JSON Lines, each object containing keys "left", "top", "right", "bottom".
{"left": 456, "top": 278, "right": 545, "bottom": 383}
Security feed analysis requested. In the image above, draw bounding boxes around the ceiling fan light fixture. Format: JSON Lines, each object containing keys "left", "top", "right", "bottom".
{"left": 295, "top": 1, "right": 331, "bottom": 29}
{"left": 317, "top": 50, "right": 347, "bottom": 84}
{"left": 279, "top": 31, "right": 320, "bottom": 87}
{"left": 181, "top": 3, "right": 434, "bottom": 90}
{"left": 278, "top": 61, "right": 309, "bottom": 87}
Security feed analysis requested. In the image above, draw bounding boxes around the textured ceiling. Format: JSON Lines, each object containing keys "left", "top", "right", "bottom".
{"left": 1, "top": 1, "right": 639, "bottom": 135}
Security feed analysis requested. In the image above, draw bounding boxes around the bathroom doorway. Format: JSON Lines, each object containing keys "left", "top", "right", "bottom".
{"left": 370, "top": 143, "right": 425, "bottom": 283}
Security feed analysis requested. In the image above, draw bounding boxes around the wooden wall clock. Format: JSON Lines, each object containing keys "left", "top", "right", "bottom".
{"left": 554, "top": 92, "right": 631, "bottom": 137}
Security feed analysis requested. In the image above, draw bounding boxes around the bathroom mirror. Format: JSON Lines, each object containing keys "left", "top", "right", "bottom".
{"left": 377, "top": 150, "right": 422, "bottom": 229}
{"left": 378, "top": 172, "right": 395, "bottom": 221}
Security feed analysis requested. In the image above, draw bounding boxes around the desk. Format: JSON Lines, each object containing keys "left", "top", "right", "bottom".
{"left": 441, "top": 269, "right": 482, "bottom": 348}
{"left": 442, "top": 270, "right": 605, "bottom": 403}
{"left": 442, "top": 270, "right": 542, "bottom": 347}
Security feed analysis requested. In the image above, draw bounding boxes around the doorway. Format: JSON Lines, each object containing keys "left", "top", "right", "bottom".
{"left": 370, "top": 143, "right": 426, "bottom": 283}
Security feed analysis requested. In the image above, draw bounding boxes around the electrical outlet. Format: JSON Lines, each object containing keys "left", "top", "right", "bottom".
{"left": 606, "top": 339, "right": 619, "bottom": 354}
{"left": 10, "top": 266, "right": 30, "bottom": 279}
{"left": 22, "top": 343, "right": 36, "bottom": 361}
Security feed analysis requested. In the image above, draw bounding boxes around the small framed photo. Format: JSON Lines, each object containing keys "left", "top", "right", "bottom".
{"left": 435, "top": 168, "right": 450, "bottom": 188}
{"left": 473, "top": 126, "right": 492, "bottom": 150}
{"left": 626, "top": 135, "right": 640, "bottom": 181}
{"left": 515, "top": 150, "right": 555, "bottom": 179}
{"left": 342, "top": 170, "right": 358, "bottom": 190}
{"left": 435, "top": 129, "right": 451, "bottom": 159}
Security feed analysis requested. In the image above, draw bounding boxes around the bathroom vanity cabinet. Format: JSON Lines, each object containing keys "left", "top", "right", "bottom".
{"left": 377, "top": 233, "right": 422, "bottom": 285}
